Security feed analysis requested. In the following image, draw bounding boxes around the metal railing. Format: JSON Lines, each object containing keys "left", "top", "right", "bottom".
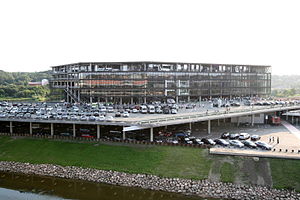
{"left": 137, "top": 104, "right": 300, "bottom": 125}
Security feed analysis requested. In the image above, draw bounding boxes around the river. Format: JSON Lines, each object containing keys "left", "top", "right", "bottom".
{"left": 0, "top": 171, "right": 213, "bottom": 200}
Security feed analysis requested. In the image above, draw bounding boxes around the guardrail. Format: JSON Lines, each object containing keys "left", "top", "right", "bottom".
{"left": 137, "top": 104, "right": 300, "bottom": 125}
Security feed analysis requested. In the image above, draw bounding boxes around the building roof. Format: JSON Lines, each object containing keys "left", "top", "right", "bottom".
{"left": 51, "top": 61, "right": 271, "bottom": 68}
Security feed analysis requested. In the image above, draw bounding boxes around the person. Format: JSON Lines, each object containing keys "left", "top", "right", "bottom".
{"left": 272, "top": 136, "right": 275, "bottom": 142}
{"left": 269, "top": 136, "right": 272, "bottom": 143}
{"left": 277, "top": 137, "right": 279, "bottom": 144}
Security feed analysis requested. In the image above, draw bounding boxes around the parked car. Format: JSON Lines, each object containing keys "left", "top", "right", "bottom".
{"left": 201, "top": 138, "right": 216, "bottom": 145}
{"left": 231, "top": 102, "right": 240, "bottom": 107}
{"left": 251, "top": 135, "right": 261, "bottom": 141}
{"left": 229, "top": 140, "right": 244, "bottom": 148}
{"left": 229, "top": 133, "right": 240, "bottom": 140}
{"left": 255, "top": 141, "right": 272, "bottom": 150}
{"left": 107, "top": 107, "right": 114, "bottom": 113}
{"left": 80, "top": 115, "right": 88, "bottom": 121}
{"left": 171, "top": 109, "right": 178, "bottom": 114}
{"left": 122, "top": 111, "right": 129, "bottom": 117}
{"left": 214, "top": 139, "right": 230, "bottom": 146}
{"left": 89, "top": 116, "right": 96, "bottom": 121}
{"left": 221, "top": 132, "right": 230, "bottom": 139}
{"left": 239, "top": 133, "right": 250, "bottom": 140}
{"left": 115, "top": 112, "right": 121, "bottom": 117}
{"left": 60, "top": 132, "right": 71, "bottom": 136}
{"left": 95, "top": 115, "right": 105, "bottom": 121}
{"left": 184, "top": 137, "right": 193, "bottom": 144}
{"left": 194, "top": 138, "right": 204, "bottom": 145}
{"left": 242, "top": 140, "right": 257, "bottom": 148}
{"left": 81, "top": 134, "right": 95, "bottom": 138}
{"left": 132, "top": 108, "right": 139, "bottom": 113}
{"left": 106, "top": 116, "right": 114, "bottom": 121}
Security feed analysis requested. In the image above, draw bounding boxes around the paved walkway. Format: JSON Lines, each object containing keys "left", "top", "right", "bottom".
{"left": 210, "top": 122, "right": 300, "bottom": 159}
{"left": 281, "top": 120, "right": 300, "bottom": 140}
{"left": 210, "top": 147, "right": 300, "bottom": 160}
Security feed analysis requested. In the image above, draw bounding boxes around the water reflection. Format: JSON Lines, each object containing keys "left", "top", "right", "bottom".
{"left": 0, "top": 171, "right": 211, "bottom": 200}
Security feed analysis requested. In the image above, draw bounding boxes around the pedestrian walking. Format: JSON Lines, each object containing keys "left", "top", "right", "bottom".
{"left": 277, "top": 137, "right": 279, "bottom": 144}
{"left": 272, "top": 136, "right": 274, "bottom": 142}
{"left": 269, "top": 136, "right": 271, "bottom": 143}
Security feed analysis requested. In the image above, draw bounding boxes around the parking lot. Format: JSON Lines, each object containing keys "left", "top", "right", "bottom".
{"left": 209, "top": 123, "right": 300, "bottom": 159}
{"left": 1, "top": 98, "right": 298, "bottom": 124}
{"left": 1, "top": 98, "right": 300, "bottom": 147}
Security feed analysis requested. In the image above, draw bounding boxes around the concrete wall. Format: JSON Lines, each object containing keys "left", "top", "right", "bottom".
{"left": 231, "top": 113, "right": 265, "bottom": 124}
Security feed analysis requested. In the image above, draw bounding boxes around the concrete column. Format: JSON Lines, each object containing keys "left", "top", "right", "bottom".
{"left": 223, "top": 118, "right": 226, "bottom": 123}
{"left": 122, "top": 130, "right": 126, "bottom": 140}
{"left": 120, "top": 98, "right": 123, "bottom": 105}
{"left": 131, "top": 97, "right": 134, "bottom": 105}
{"left": 144, "top": 97, "right": 147, "bottom": 104}
{"left": 150, "top": 127, "right": 153, "bottom": 142}
{"left": 105, "top": 97, "right": 108, "bottom": 103}
{"left": 217, "top": 119, "right": 220, "bottom": 126}
{"left": 208, "top": 120, "right": 211, "bottom": 134}
{"left": 90, "top": 96, "right": 93, "bottom": 103}
{"left": 187, "top": 96, "right": 190, "bottom": 102}
{"left": 73, "top": 124, "right": 76, "bottom": 137}
{"left": 286, "top": 111, "right": 288, "bottom": 120}
{"left": 29, "top": 122, "right": 32, "bottom": 135}
{"left": 251, "top": 114, "right": 254, "bottom": 126}
{"left": 50, "top": 123, "right": 54, "bottom": 136}
{"left": 199, "top": 96, "right": 202, "bottom": 105}
{"left": 97, "top": 125, "right": 100, "bottom": 139}
{"left": 292, "top": 116, "right": 294, "bottom": 124}
{"left": 78, "top": 91, "right": 80, "bottom": 102}
{"left": 237, "top": 117, "right": 240, "bottom": 127}
{"left": 176, "top": 96, "right": 179, "bottom": 104}
{"left": 189, "top": 122, "right": 192, "bottom": 130}
{"left": 9, "top": 121, "right": 13, "bottom": 134}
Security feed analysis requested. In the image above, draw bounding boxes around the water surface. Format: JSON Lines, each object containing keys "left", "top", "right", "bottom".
{"left": 0, "top": 171, "right": 213, "bottom": 200}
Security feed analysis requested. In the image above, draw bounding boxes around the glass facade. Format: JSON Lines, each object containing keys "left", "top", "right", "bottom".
{"left": 50, "top": 62, "right": 271, "bottom": 103}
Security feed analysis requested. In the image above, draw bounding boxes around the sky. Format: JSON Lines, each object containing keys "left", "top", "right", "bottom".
{"left": 0, "top": 0, "right": 299, "bottom": 75}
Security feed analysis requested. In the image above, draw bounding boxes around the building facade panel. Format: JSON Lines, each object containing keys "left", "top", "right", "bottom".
{"left": 50, "top": 62, "right": 271, "bottom": 103}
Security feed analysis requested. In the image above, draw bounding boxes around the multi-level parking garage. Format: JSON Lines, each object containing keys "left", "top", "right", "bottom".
{"left": 1, "top": 101, "right": 300, "bottom": 143}
{"left": 50, "top": 62, "right": 271, "bottom": 104}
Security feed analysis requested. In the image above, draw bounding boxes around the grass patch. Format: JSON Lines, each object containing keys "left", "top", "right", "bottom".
{"left": 269, "top": 158, "right": 300, "bottom": 192}
{"left": 220, "top": 162, "right": 235, "bottom": 183}
{"left": 153, "top": 146, "right": 212, "bottom": 180}
{"left": 0, "top": 136, "right": 211, "bottom": 179}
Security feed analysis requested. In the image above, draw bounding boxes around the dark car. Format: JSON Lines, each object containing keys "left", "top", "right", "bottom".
{"left": 214, "top": 139, "right": 230, "bottom": 146}
{"left": 201, "top": 138, "right": 216, "bottom": 145}
{"left": 115, "top": 112, "right": 121, "bottom": 117}
{"left": 251, "top": 135, "right": 261, "bottom": 141}
{"left": 163, "top": 109, "right": 170, "bottom": 114}
{"left": 230, "top": 102, "right": 240, "bottom": 107}
{"left": 221, "top": 132, "right": 230, "bottom": 139}
{"left": 229, "top": 133, "right": 239, "bottom": 140}
{"left": 242, "top": 140, "right": 257, "bottom": 148}
{"left": 255, "top": 141, "right": 272, "bottom": 150}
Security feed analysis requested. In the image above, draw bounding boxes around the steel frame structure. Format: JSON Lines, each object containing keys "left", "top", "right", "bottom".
{"left": 50, "top": 61, "right": 271, "bottom": 103}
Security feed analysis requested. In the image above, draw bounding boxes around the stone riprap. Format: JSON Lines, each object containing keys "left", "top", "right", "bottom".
{"left": 0, "top": 161, "right": 299, "bottom": 200}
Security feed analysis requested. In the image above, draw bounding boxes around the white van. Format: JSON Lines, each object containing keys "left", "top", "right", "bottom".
{"left": 148, "top": 105, "right": 155, "bottom": 114}
{"left": 140, "top": 105, "right": 148, "bottom": 114}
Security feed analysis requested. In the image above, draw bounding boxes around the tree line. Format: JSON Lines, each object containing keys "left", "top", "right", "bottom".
{"left": 0, "top": 70, "right": 51, "bottom": 100}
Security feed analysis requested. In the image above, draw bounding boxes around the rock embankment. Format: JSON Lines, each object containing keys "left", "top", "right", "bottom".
{"left": 0, "top": 161, "right": 299, "bottom": 200}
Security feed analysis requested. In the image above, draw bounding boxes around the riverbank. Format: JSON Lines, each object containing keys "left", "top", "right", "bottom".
{"left": 0, "top": 136, "right": 299, "bottom": 193}
{"left": 0, "top": 161, "right": 299, "bottom": 200}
